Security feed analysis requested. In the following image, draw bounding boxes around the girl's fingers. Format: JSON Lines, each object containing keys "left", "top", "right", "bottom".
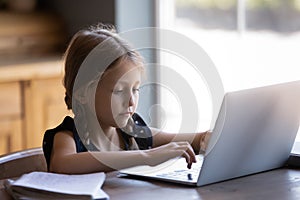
{"left": 181, "top": 151, "right": 192, "bottom": 169}
{"left": 175, "top": 142, "right": 196, "bottom": 168}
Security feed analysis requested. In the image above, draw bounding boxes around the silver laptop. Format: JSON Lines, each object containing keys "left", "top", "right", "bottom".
{"left": 119, "top": 81, "right": 300, "bottom": 186}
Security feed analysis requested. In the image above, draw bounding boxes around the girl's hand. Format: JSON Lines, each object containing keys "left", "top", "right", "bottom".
{"left": 144, "top": 141, "right": 196, "bottom": 169}
{"left": 200, "top": 131, "right": 212, "bottom": 154}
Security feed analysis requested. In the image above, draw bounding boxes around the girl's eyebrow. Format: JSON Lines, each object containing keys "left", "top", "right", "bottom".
{"left": 116, "top": 80, "right": 140, "bottom": 84}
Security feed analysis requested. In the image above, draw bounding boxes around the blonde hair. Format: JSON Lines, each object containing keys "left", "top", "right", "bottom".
{"left": 63, "top": 23, "right": 144, "bottom": 110}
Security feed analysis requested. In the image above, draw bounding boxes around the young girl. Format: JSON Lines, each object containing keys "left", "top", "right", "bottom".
{"left": 43, "top": 24, "right": 210, "bottom": 174}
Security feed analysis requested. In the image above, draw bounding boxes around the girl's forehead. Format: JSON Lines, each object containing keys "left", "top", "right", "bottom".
{"left": 99, "top": 60, "right": 143, "bottom": 85}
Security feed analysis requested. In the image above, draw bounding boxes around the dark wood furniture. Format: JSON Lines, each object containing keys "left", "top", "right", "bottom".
{"left": 1, "top": 168, "right": 300, "bottom": 200}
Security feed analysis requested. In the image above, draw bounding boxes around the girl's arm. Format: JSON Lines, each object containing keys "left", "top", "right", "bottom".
{"left": 50, "top": 131, "right": 196, "bottom": 174}
{"left": 151, "top": 128, "right": 210, "bottom": 154}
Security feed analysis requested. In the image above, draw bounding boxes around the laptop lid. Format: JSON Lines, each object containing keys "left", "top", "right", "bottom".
{"left": 197, "top": 80, "right": 300, "bottom": 186}
{"left": 119, "top": 81, "right": 300, "bottom": 186}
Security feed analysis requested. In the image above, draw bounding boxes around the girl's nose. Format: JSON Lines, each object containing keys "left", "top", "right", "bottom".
{"left": 128, "top": 95, "right": 134, "bottom": 107}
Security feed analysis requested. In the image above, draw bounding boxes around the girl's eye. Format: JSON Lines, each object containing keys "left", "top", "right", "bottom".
{"left": 112, "top": 88, "right": 139, "bottom": 95}
{"left": 133, "top": 88, "right": 140, "bottom": 93}
{"left": 113, "top": 90, "right": 123, "bottom": 94}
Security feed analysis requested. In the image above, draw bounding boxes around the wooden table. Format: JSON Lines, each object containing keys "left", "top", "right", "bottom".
{"left": 1, "top": 168, "right": 300, "bottom": 200}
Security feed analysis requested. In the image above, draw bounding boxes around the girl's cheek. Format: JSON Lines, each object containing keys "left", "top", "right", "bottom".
{"left": 111, "top": 95, "right": 124, "bottom": 111}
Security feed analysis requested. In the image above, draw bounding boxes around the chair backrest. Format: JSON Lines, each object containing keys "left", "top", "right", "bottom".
{"left": 0, "top": 147, "right": 47, "bottom": 179}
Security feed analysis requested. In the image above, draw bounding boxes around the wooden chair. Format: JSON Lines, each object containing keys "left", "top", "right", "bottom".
{"left": 0, "top": 147, "right": 47, "bottom": 179}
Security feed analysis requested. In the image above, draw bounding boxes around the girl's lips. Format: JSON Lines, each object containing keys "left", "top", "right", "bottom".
{"left": 120, "top": 112, "right": 133, "bottom": 116}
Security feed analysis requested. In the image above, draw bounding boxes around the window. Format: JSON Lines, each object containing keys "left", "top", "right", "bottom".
{"left": 157, "top": 0, "right": 300, "bottom": 147}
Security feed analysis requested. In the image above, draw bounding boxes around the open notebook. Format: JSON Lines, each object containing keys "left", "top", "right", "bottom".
{"left": 120, "top": 80, "right": 300, "bottom": 186}
{"left": 5, "top": 172, "right": 109, "bottom": 200}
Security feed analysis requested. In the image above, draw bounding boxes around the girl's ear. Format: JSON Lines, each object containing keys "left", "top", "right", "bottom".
{"left": 73, "top": 80, "right": 98, "bottom": 114}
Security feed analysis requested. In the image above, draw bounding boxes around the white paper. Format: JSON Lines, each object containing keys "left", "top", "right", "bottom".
{"left": 12, "top": 172, "right": 106, "bottom": 197}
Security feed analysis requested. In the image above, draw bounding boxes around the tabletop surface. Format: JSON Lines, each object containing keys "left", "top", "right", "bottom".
{"left": 1, "top": 168, "right": 300, "bottom": 200}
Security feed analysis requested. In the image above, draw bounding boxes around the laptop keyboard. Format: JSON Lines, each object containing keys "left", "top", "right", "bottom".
{"left": 155, "top": 155, "right": 204, "bottom": 181}
{"left": 156, "top": 168, "right": 200, "bottom": 180}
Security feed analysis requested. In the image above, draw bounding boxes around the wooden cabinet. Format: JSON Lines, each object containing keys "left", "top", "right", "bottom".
{"left": 0, "top": 58, "right": 72, "bottom": 155}
{"left": 24, "top": 77, "right": 71, "bottom": 148}
{"left": 0, "top": 82, "right": 23, "bottom": 154}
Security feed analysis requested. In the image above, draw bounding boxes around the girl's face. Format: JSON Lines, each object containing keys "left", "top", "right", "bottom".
{"left": 95, "top": 59, "right": 142, "bottom": 129}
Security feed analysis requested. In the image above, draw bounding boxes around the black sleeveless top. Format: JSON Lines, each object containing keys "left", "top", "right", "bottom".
{"left": 42, "top": 113, "right": 153, "bottom": 170}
